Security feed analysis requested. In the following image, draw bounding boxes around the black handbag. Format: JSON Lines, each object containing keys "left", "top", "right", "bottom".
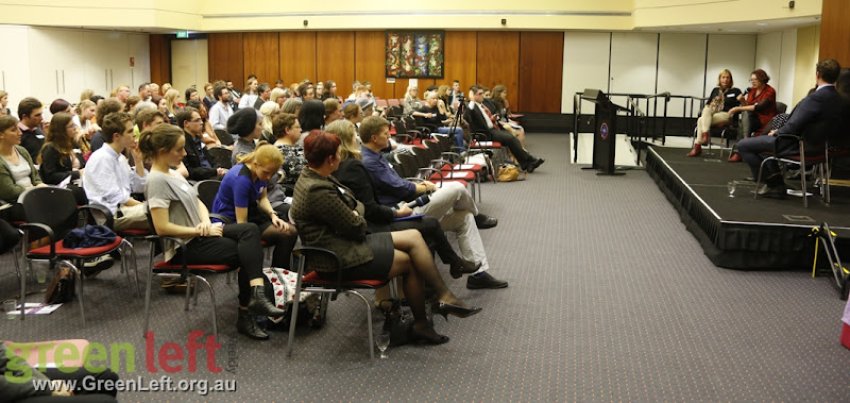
{"left": 45, "top": 265, "right": 75, "bottom": 304}
{"left": 382, "top": 300, "right": 413, "bottom": 347}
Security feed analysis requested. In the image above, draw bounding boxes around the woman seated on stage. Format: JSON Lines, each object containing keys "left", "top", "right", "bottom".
{"left": 726, "top": 69, "right": 777, "bottom": 162}
{"left": 687, "top": 69, "right": 742, "bottom": 157}
{"left": 290, "top": 130, "right": 482, "bottom": 345}
{"left": 140, "top": 124, "right": 285, "bottom": 340}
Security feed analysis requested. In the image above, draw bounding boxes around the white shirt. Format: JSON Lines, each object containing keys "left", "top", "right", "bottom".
{"left": 238, "top": 94, "right": 259, "bottom": 110}
{"left": 83, "top": 145, "right": 147, "bottom": 215}
{"left": 208, "top": 101, "right": 233, "bottom": 131}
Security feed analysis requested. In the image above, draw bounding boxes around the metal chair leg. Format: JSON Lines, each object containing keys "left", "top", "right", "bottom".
{"left": 346, "top": 290, "right": 375, "bottom": 360}
{"left": 142, "top": 243, "right": 156, "bottom": 337}
{"left": 193, "top": 276, "right": 216, "bottom": 338}
{"left": 287, "top": 255, "right": 305, "bottom": 358}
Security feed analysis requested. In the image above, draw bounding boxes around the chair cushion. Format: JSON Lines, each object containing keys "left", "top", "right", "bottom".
{"left": 430, "top": 171, "right": 475, "bottom": 181}
{"left": 441, "top": 163, "right": 482, "bottom": 172}
{"left": 302, "top": 271, "right": 388, "bottom": 289}
{"left": 154, "top": 261, "right": 232, "bottom": 273}
{"left": 28, "top": 237, "right": 123, "bottom": 258}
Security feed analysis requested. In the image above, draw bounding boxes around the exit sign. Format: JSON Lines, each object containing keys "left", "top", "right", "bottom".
{"left": 176, "top": 31, "right": 190, "bottom": 39}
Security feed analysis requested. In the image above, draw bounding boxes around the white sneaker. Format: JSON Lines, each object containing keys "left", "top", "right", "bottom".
{"left": 82, "top": 256, "right": 114, "bottom": 278}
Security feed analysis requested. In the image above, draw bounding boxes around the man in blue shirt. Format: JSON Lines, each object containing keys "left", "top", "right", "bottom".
{"left": 360, "top": 116, "right": 508, "bottom": 289}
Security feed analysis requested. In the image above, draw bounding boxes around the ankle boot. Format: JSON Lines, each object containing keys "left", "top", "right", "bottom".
{"left": 449, "top": 258, "right": 481, "bottom": 279}
{"left": 686, "top": 143, "right": 702, "bottom": 157}
{"left": 236, "top": 310, "right": 269, "bottom": 340}
{"left": 246, "top": 285, "right": 286, "bottom": 317}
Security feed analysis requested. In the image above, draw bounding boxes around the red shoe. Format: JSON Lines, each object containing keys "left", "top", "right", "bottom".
{"left": 728, "top": 152, "right": 742, "bottom": 162}
{"left": 686, "top": 144, "right": 702, "bottom": 157}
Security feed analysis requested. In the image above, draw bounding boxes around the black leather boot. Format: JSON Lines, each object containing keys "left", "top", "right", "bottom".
{"left": 236, "top": 310, "right": 269, "bottom": 340}
{"left": 246, "top": 285, "right": 286, "bottom": 317}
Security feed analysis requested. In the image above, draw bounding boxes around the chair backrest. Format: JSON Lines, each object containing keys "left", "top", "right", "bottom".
{"left": 195, "top": 180, "right": 222, "bottom": 210}
{"left": 393, "top": 152, "right": 419, "bottom": 178}
{"left": 206, "top": 147, "right": 233, "bottom": 169}
{"left": 776, "top": 102, "right": 788, "bottom": 114}
{"left": 214, "top": 129, "right": 235, "bottom": 146}
{"left": 19, "top": 187, "right": 78, "bottom": 239}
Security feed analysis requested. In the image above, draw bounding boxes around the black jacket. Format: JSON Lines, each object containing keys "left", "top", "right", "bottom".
{"left": 38, "top": 144, "right": 84, "bottom": 185}
{"left": 334, "top": 158, "right": 395, "bottom": 231}
{"left": 182, "top": 132, "right": 218, "bottom": 181}
{"left": 778, "top": 85, "right": 848, "bottom": 146}
{"left": 20, "top": 126, "right": 45, "bottom": 161}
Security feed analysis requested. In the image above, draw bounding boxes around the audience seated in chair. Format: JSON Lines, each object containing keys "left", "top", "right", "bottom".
{"left": 328, "top": 119, "right": 479, "bottom": 279}
{"left": 208, "top": 83, "right": 234, "bottom": 134}
{"left": 466, "top": 86, "right": 544, "bottom": 173}
{"left": 82, "top": 112, "right": 149, "bottom": 231}
{"left": 358, "top": 116, "right": 508, "bottom": 290}
{"left": 176, "top": 107, "right": 228, "bottom": 181}
{"left": 212, "top": 144, "right": 298, "bottom": 269}
{"left": 290, "top": 130, "right": 482, "bottom": 345}
{"left": 0, "top": 115, "right": 46, "bottom": 221}
{"left": 737, "top": 59, "right": 844, "bottom": 199}
{"left": 16, "top": 97, "right": 45, "bottom": 161}
{"left": 140, "top": 124, "right": 286, "bottom": 340}
{"left": 37, "top": 112, "right": 88, "bottom": 205}
{"left": 229, "top": 108, "right": 262, "bottom": 164}
{"left": 688, "top": 69, "right": 743, "bottom": 157}
{"left": 414, "top": 92, "right": 464, "bottom": 147}
{"left": 88, "top": 98, "right": 124, "bottom": 153}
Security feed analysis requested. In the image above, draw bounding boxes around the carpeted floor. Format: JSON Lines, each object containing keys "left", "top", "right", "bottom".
{"left": 1, "top": 133, "right": 849, "bottom": 402}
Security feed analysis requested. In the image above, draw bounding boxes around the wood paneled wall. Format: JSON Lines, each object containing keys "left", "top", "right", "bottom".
{"left": 208, "top": 33, "right": 244, "bottom": 85}
{"left": 820, "top": 0, "right": 850, "bottom": 67}
{"left": 204, "top": 30, "right": 566, "bottom": 113}
{"left": 519, "top": 32, "right": 564, "bottom": 114}
{"left": 149, "top": 34, "right": 171, "bottom": 84}
{"left": 243, "top": 32, "right": 279, "bottom": 87}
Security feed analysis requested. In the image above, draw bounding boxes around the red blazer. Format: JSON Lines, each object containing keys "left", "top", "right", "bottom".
{"left": 746, "top": 84, "right": 777, "bottom": 134}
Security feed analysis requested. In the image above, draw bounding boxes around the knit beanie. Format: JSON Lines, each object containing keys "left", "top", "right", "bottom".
{"left": 227, "top": 108, "right": 259, "bottom": 137}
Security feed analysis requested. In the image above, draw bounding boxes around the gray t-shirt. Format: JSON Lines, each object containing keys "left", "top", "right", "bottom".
{"left": 145, "top": 170, "right": 202, "bottom": 261}
{"left": 5, "top": 149, "right": 33, "bottom": 187}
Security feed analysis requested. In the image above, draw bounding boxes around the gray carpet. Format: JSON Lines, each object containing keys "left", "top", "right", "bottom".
{"left": 2, "top": 133, "right": 849, "bottom": 402}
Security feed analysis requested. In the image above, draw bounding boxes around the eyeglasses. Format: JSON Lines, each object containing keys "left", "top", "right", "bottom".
{"left": 190, "top": 118, "right": 203, "bottom": 123}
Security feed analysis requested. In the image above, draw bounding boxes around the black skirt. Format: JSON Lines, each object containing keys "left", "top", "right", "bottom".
{"left": 319, "top": 232, "right": 394, "bottom": 281}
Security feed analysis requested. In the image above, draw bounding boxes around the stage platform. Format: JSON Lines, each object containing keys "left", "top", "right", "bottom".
{"left": 646, "top": 145, "right": 850, "bottom": 270}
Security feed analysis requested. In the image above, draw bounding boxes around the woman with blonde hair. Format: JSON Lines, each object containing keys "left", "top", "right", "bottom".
{"left": 140, "top": 124, "right": 285, "bottom": 340}
{"left": 164, "top": 88, "right": 181, "bottom": 123}
{"left": 402, "top": 85, "right": 420, "bottom": 115}
{"left": 259, "top": 101, "right": 280, "bottom": 143}
{"left": 687, "top": 69, "right": 743, "bottom": 157}
{"left": 0, "top": 90, "right": 8, "bottom": 116}
{"left": 73, "top": 100, "right": 99, "bottom": 158}
{"left": 212, "top": 143, "right": 297, "bottom": 269}
{"left": 270, "top": 87, "right": 287, "bottom": 108}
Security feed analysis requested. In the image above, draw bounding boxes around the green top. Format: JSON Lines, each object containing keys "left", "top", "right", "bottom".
{"left": 290, "top": 167, "right": 372, "bottom": 271}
